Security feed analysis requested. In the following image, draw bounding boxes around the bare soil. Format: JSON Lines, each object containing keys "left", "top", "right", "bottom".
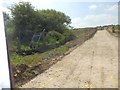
{"left": 21, "top": 30, "right": 118, "bottom": 88}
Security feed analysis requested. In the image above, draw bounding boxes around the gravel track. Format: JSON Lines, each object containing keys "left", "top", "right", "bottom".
{"left": 21, "top": 30, "right": 118, "bottom": 88}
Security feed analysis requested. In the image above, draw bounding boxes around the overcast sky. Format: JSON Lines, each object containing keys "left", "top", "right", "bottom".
{"left": 2, "top": 0, "right": 119, "bottom": 28}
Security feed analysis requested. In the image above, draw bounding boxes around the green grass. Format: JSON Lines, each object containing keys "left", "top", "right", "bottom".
{"left": 10, "top": 45, "right": 69, "bottom": 67}
{"left": 10, "top": 29, "right": 95, "bottom": 67}
{"left": 114, "top": 25, "right": 120, "bottom": 30}
{"left": 113, "top": 25, "right": 120, "bottom": 34}
{"left": 10, "top": 28, "right": 97, "bottom": 87}
{"left": 11, "top": 53, "right": 42, "bottom": 66}
{"left": 71, "top": 29, "right": 89, "bottom": 38}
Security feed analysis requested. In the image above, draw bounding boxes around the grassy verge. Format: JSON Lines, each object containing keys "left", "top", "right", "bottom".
{"left": 11, "top": 45, "right": 69, "bottom": 67}
{"left": 9, "top": 28, "right": 97, "bottom": 87}
{"left": 10, "top": 29, "right": 89, "bottom": 66}
{"left": 106, "top": 25, "right": 120, "bottom": 38}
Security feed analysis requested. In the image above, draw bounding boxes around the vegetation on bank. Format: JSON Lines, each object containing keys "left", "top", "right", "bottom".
{"left": 3, "top": 1, "right": 82, "bottom": 66}
{"left": 106, "top": 25, "right": 120, "bottom": 37}
{"left": 3, "top": 1, "right": 97, "bottom": 86}
{"left": 11, "top": 28, "right": 97, "bottom": 87}
{"left": 11, "top": 45, "right": 69, "bottom": 66}
{"left": 5, "top": 2, "right": 73, "bottom": 52}
{"left": 10, "top": 29, "right": 94, "bottom": 66}
{"left": 114, "top": 25, "right": 120, "bottom": 34}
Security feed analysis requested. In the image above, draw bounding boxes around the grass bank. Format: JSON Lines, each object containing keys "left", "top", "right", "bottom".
{"left": 9, "top": 28, "right": 97, "bottom": 87}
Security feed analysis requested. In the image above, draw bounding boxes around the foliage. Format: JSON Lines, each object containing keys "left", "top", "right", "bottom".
{"left": 10, "top": 29, "right": 97, "bottom": 66}
{"left": 11, "top": 45, "right": 69, "bottom": 66}
{"left": 114, "top": 25, "right": 120, "bottom": 30}
{"left": 3, "top": 12, "right": 9, "bottom": 22}
{"left": 43, "top": 31, "right": 65, "bottom": 45}
{"left": 10, "top": 2, "right": 35, "bottom": 46}
{"left": 20, "top": 45, "right": 32, "bottom": 51}
{"left": 63, "top": 30, "right": 76, "bottom": 43}
{"left": 36, "top": 9, "right": 71, "bottom": 33}
{"left": 10, "top": 2, "right": 71, "bottom": 47}
{"left": 3, "top": 12, "right": 17, "bottom": 51}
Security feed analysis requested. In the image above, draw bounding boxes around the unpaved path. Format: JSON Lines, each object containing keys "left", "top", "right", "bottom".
{"left": 21, "top": 30, "right": 118, "bottom": 88}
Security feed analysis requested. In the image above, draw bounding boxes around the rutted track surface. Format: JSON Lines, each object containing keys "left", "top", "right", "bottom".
{"left": 21, "top": 30, "right": 118, "bottom": 88}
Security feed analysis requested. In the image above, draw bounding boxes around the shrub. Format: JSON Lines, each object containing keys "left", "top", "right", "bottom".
{"left": 43, "top": 30, "right": 65, "bottom": 45}
{"left": 20, "top": 45, "right": 32, "bottom": 51}
{"left": 62, "top": 30, "right": 76, "bottom": 43}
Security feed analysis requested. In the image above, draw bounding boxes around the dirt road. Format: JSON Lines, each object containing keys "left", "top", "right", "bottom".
{"left": 21, "top": 30, "right": 118, "bottom": 88}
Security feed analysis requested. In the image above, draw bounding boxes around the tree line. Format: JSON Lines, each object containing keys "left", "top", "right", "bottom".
{"left": 4, "top": 2, "right": 75, "bottom": 52}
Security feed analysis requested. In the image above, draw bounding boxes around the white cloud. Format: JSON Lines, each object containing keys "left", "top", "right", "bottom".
{"left": 23, "top": 0, "right": 54, "bottom": 9}
{"left": 89, "top": 4, "right": 118, "bottom": 12}
{"left": 2, "top": 0, "right": 20, "bottom": 13}
{"left": 105, "top": 4, "right": 118, "bottom": 12}
{"left": 2, "top": 0, "right": 54, "bottom": 13}
{"left": 2, "top": 0, "right": 118, "bottom": 28}
{"left": 71, "top": 14, "right": 118, "bottom": 28}
{"left": 50, "top": 0, "right": 119, "bottom": 2}
{"left": 2, "top": 0, "right": 54, "bottom": 8}
{"left": 74, "top": 3, "right": 118, "bottom": 28}
{"left": 89, "top": 5, "right": 98, "bottom": 10}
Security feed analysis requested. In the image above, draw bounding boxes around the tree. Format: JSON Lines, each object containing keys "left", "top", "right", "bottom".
{"left": 10, "top": 2, "right": 72, "bottom": 48}
{"left": 3, "top": 12, "right": 10, "bottom": 31}
{"left": 11, "top": 2, "right": 35, "bottom": 45}
{"left": 3, "top": 12, "right": 9, "bottom": 22}
{"left": 36, "top": 9, "right": 71, "bottom": 33}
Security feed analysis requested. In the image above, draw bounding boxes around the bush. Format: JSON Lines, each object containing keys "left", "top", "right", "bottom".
{"left": 37, "top": 30, "right": 76, "bottom": 47}
{"left": 62, "top": 30, "right": 76, "bottom": 43}
{"left": 20, "top": 45, "right": 32, "bottom": 51}
{"left": 42, "top": 31, "right": 65, "bottom": 45}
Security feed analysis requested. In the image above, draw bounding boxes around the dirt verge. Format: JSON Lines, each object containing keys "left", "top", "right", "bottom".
{"left": 12, "top": 29, "right": 97, "bottom": 87}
